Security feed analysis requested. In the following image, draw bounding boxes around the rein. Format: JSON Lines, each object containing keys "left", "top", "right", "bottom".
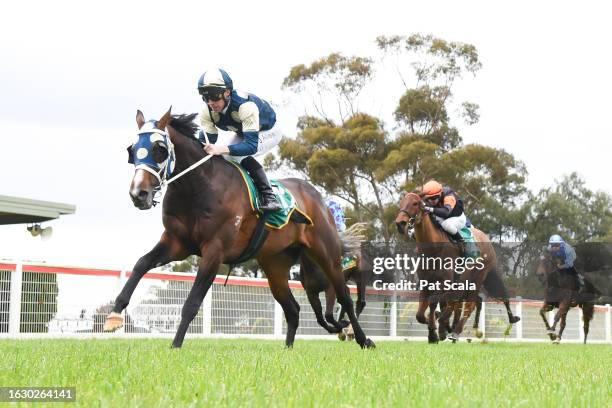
{"left": 150, "top": 131, "right": 212, "bottom": 204}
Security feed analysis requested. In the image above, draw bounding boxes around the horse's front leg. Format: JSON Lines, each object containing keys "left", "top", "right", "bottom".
{"left": 550, "top": 300, "right": 571, "bottom": 344}
{"left": 172, "top": 242, "right": 222, "bottom": 348}
{"left": 427, "top": 301, "right": 439, "bottom": 343}
{"left": 539, "top": 303, "right": 555, "bottom": 340}
{"left": 104, "top": 232, "right": 187, "bottom": 332}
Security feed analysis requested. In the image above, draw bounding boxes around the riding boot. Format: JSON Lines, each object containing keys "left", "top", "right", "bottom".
{"left": 241, "top": 157, "right": 282, "bottom": 212}
{"left": 450, "top": 232, "right": 467, "bottom": 256}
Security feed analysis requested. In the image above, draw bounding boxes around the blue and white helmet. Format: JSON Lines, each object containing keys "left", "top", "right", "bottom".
{"left": 549, "top": 234, "right": 564, "bottom": 244}
{"left": 197, "top": 68, "right": 233, "bottom": 93}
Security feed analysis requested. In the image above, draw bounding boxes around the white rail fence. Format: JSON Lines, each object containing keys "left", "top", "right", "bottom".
{"left": 0, "top": 262, "right": 610, "bottom": 343}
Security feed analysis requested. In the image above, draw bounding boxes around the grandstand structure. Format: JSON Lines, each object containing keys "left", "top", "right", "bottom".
{"left": 1, "top": 261, "right": 610, "bottom": 343}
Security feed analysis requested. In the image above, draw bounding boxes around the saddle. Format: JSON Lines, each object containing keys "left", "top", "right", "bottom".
{"left": 224, "top": 161, "right": 312, "bottom": 270}
{"left": 429, "top": 214, "right": 480, "bottom": 258}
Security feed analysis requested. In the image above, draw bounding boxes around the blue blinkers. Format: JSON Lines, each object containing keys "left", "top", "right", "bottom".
{"left": 127, "top": 120, "right": 176, "bottom": 184}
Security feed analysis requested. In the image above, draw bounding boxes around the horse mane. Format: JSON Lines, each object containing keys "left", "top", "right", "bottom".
{"left": 169, "top": 113, "right": 200, "bottom": 142}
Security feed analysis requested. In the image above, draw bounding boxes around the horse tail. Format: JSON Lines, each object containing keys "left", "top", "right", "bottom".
{"left": 482, "top": 267, "right": 510, "bottom": 300}
{"left": 339, "top": 222, "right": 367, "bottom": 258}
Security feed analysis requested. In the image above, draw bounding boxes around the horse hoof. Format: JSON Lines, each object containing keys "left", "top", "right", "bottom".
{"left": 466, "top": 338, "right": 472, "bottom": 343}
{"left": 510, "top": 316, "right": 521, "bottom": 324}
{"left": 339, "top": 320, "right": 350, "bottom": 328}
{"left": 552, "top": 338, "right": 560, "bottom": 345}
{"left": 103, "top": 312, "right": 123, "bottom": 332}
{"left": 363, "top": 338, "right": 376, "bottom": 349}
{"left": 548, "top": 332, "right": 557, "bottom": 341}
{"left": 338, "top": 332, "right": 347, "bottom": 341}
{"left": 448, "top": 333, "right": 459, "bottom": 343}
{"left": 171, "top": 343, "right": 182, "bottom": 349}
{"left": 474, "top": 329, "right": 483, "bottom": 339}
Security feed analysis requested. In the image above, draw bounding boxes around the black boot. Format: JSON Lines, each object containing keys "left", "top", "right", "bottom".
{"left": 450, "top": 233, "right": 466, "bottom": 255}
{"left": 241, "top": 157, "right": 282, "bottom": 212}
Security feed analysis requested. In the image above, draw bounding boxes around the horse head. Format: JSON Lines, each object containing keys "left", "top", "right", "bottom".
{"left": 395, "top": 190, "right": 425, "bottom": 237}
{"left": 535, "top": 250, "right": 556, "bottom": 285}
{"left": 127, "top": 108, "right": 175, "bottom": 209}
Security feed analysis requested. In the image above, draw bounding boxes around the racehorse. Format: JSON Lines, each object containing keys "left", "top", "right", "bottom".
{"left": 103, "top": 108, "right": 374, "bottom": 349}
{"left": 535, "top": 252, "right": 595, "bottom": 344}
{"left": 395, "top": 191, "right": 519, "bottom": 342}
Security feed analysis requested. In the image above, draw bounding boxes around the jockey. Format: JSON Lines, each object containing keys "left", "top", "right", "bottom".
{"left": 547, "top": 234, "right": 585, "bottom": 292}
{"left": 197, "top": 68, "right": 282, "bottom": 212}
{"left": 421, "top": 180, "right": 472, "bottom": 253}
{"left": 324, "top": 197, "right": 347, "bottom": 232}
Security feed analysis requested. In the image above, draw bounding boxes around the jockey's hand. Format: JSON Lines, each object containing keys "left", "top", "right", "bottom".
{"left": 203, "top": 143, "right": 229, "bottom": 156}
{"left": 423, "top": 206, "right": 434, "bottom": 214}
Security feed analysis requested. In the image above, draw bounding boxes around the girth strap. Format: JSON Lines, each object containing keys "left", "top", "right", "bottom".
{"left": 223, "top": 213, "right": 270, "bottom": 286}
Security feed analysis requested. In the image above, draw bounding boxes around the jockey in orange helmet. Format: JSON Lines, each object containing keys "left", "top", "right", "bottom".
{"left": 421, "top": 180, "right": 470, "bottom": 249}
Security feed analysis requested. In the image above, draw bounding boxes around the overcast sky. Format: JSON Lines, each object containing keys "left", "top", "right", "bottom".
{"left": 1, "top": 0, "right": 610, "bottom": 269}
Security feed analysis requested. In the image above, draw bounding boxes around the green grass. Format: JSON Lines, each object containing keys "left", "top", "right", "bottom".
{"left": 0, "top": 339, "right": 610, "bottom": 407}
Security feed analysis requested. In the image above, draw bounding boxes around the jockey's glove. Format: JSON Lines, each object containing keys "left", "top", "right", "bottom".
{"left": 423, "top": 206, "right": 434, "bottom": 213}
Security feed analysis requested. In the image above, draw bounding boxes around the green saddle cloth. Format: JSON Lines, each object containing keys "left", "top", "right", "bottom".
{"left": 342, "top": 256, "right": 358, "bottom": 271}
{"left": 229, "top": 161, "right": 300, "bottom": 229}
{"left": 459, "top": 226, "right": 480, "bottom": 258}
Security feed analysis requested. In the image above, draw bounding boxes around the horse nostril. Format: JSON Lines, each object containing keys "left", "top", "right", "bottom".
{"left": 137, "top": 190, "right": 149, "bottom": 201}
{"left": 396, "top": 221, "right": 406, "bottom": 233}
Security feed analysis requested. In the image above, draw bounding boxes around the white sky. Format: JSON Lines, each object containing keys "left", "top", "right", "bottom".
{"left": 1, "top": 0, "right": 610, "bottom": 269}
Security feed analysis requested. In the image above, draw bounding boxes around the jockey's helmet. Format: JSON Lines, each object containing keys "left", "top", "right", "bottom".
{"left": 422, "top": 180, "right": 443, "bottom": 198}
{"left": 549, "top": 234, "right": 564, "bottom": 245}
{"left": 197, "top": 68, "right": 233, "bottom": 102}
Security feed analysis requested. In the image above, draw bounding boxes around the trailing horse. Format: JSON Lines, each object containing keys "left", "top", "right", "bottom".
{"left": 103, "top": 108, "right": 374, "bottom": 349}
{"left": 535, "top": 253, "right": 596, "bottom": 344}
{"left": 395, "top": 191, "right": 519, "bottom": 342}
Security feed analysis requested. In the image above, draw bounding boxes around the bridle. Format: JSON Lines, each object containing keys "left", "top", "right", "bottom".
{"left": 131, "top": 126, "right": 212, "bottom": 206}
{"left": 399, "top": 192, "right": 425, "bottom": 230}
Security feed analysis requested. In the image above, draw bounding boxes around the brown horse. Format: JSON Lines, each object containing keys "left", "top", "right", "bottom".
{"left": 535, "top": 252, "right": 595, "bottom": 344}
{"left": 103, "top": 108, "right": 374, "bottom": 349}
{"left": 395, "top": 191, "right": 519, "bottom": 342}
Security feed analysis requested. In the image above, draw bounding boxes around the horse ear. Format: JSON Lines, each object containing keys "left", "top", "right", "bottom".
{"left": 157, "top": 106, "right": 172, "bottom": 130}
{"left": 136, "top": 110, "right": 145, "bottom": 129}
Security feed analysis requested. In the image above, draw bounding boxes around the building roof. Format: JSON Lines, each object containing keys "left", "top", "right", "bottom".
{"left": 0, "top": 195, "right": 76, "bottom": 225}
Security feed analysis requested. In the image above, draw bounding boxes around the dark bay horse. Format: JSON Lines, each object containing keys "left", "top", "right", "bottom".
{"left": 103, "top": 108, "right": 374, "bottom": 349}
{"left": 395, "top": 191, "right": 519, "bottom": 342}
{"left": 535, "top": 253, "right": 595, "bottom": 344}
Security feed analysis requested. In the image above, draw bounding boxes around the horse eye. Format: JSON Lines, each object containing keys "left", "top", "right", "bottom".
{"left": 152, "top": 142, "right": 168, "bottom": 163}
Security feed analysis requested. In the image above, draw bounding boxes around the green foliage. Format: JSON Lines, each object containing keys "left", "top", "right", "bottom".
{"left": 519, "top": 173, "right": 612, "bottom": 243}
{"left": 283, "top": 53, "right": 374, "bottom": 122}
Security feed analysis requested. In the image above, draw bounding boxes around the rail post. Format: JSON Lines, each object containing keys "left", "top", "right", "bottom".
{"left": 8, "top": 262, "right": 23, "bottom": 335}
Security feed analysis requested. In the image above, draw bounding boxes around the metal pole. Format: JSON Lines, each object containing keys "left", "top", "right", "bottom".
{"left": 8, "top": 262, "right": 23, "bottom": 335}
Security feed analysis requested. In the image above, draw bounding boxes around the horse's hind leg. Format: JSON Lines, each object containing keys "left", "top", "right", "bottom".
{"left": 323, "top": 286, "right": 348, "bottom": 330}
{"left": 259, "top": 253, "right": 300, "bottom": 348}
{"left": 582, "top": 303, "right": 594, "bottom": 344}
{"left": 306, "top": 288, "right": 339, "bottom": 334}
{"left": 473, "top": 296, "right": 483, "bottom": 338}
{"left": 305, "top": 246, "right": 374, "bottom": 349}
